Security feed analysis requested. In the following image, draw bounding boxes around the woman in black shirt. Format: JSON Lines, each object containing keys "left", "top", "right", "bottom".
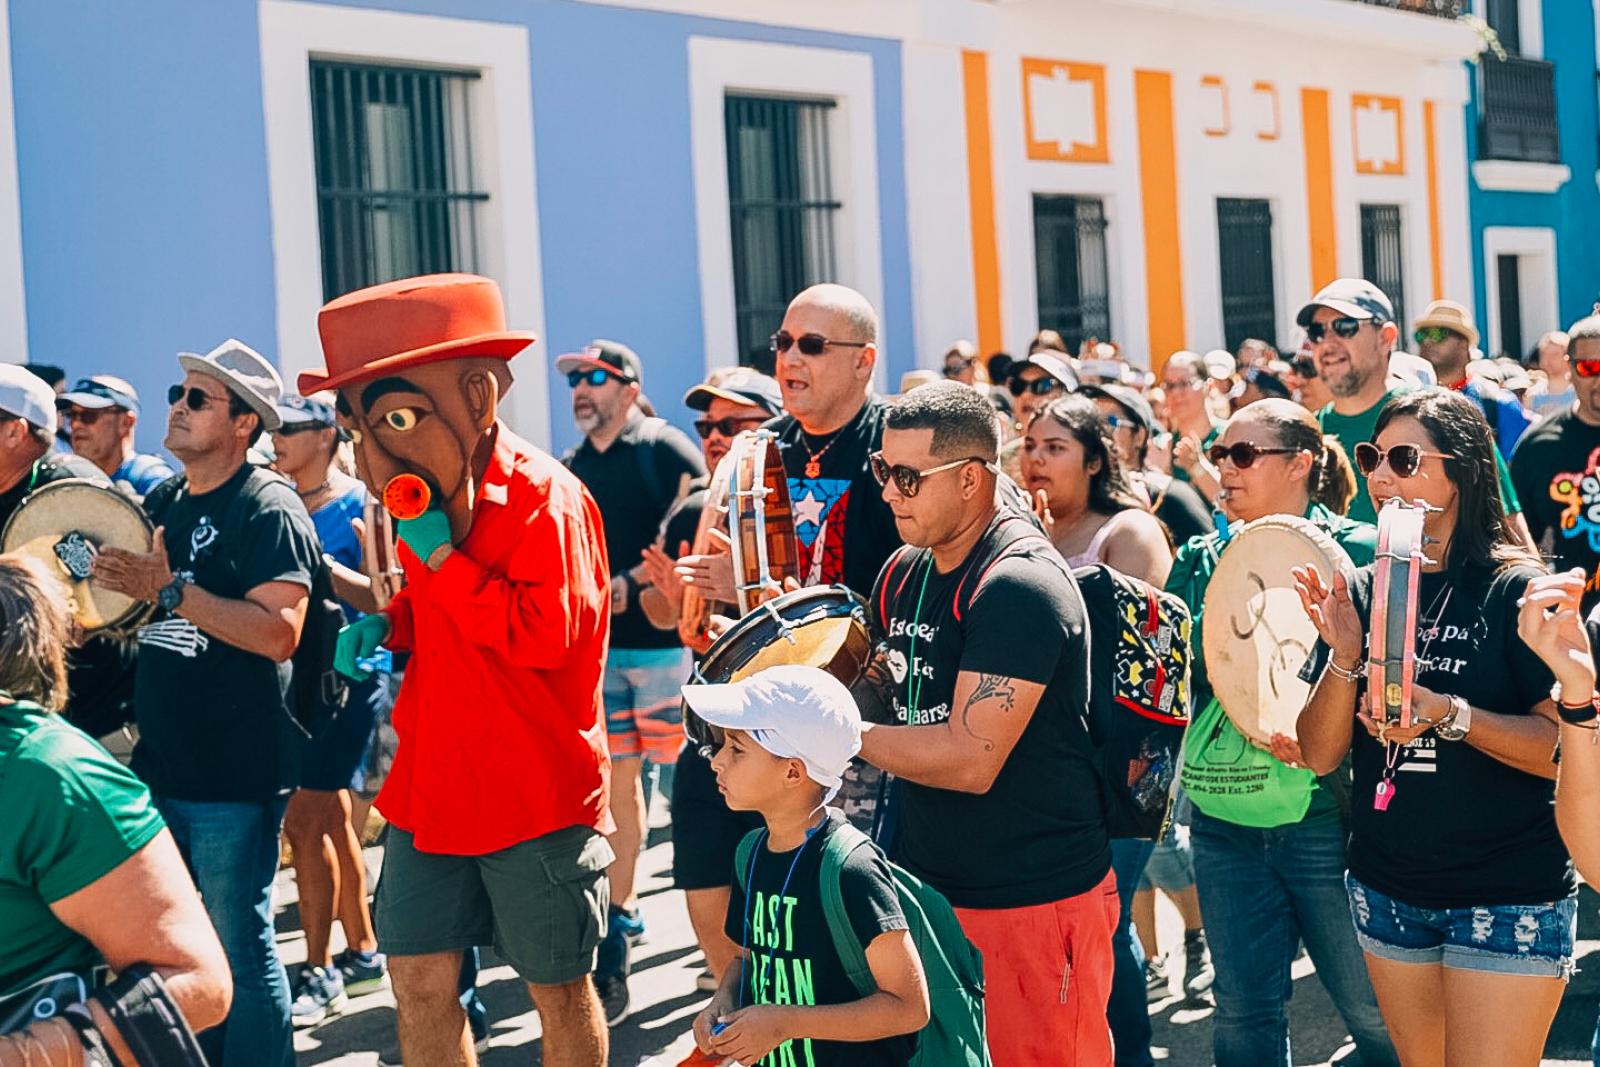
{"left": 1297, "top": 388, "right": 1574, "bottom": 1067}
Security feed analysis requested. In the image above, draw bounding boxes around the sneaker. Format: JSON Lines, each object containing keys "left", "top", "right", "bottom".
{"left": 1144, "top": 955, "right": 1169, "bottom": 1002}
{"left": 1183, "top": 930, "right": 1216, "bottom": 999}
{"left": 595, "top": 970, "right": 630, "bottom": 1026}
{"left": 611, "top": 903, "right": 647, "bottom": 945}
{"left": 595, "top": 927, "right": 631, "bottom": 1026}
{"left": 695, "top": 966, "right": 719, "bottom": 993}
{"left": 677, "top": 1049, "right": 729, "bottom": 1067}
{"left": 290, "top": 964, "right": 348, "bottom": 1028}
{"left": 333, "top": 947, "right": 389, "bottom": 997}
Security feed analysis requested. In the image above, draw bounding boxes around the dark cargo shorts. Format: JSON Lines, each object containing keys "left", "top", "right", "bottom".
{"left": 376, "top": 824, "right": 614, "bottom": 985}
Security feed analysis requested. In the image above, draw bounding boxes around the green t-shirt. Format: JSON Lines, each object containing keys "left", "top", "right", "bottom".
{"left": 1318, "top": 389, "right": 1520, "bottom": 524}
{"left": 0, "top": 701, "right": 164, "bottom": 997}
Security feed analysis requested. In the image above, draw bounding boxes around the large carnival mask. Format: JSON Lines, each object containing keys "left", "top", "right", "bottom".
{"left": 299, "top": 273, "right": 536, "bottom": 543}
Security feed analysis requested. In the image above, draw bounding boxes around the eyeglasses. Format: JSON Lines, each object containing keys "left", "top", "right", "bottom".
{"left": 1572, "top": 359, "right": 1600, "bottom": 379}
{"left": 769, "top": 331, "right": 870, "bottom": 357}
{"left": 62, "top": 407, "right": 110, "bottom": 426}
{"left": 1353, "top": 442, "right": 1452, "bottom": 478}
{"left": 167, "top": 384, "right": 230, "bottom": 411}
{"left": 1413, "top": 326, "right": 1460, "bottom": 346}
{"left": 1206, "top": 442, "right": 1301, "bottom": 469}
{"left": 1008, "top": 376, "right": 1062, "bottom": 397}
{"left": 1305, "top": 317, "right": 1372, "bottom": 343}
{"left": 693, "top": 415, "right": 768, "bottom": 440}
{"left": 567, "top": 368, "right": 625, "bottom": 389}
{"left": 869, "top": 451, "right": 993, "bottom": 498}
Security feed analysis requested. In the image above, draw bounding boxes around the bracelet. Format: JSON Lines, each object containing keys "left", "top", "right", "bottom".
{"left": 1325, "top": 656, "right": 1366, "bottom": 684}
{"left": 1551, "top": 682, "right": 1600, "bottom": 725}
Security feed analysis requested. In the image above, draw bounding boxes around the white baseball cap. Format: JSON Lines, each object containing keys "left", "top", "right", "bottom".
{"left": 681, "top": 665, "right": 862, "bottom": 797}
{"left": 0, "top": 362, "right": 58, "bottom": 435}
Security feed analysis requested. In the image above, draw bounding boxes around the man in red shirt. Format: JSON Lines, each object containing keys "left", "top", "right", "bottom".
{"left": 308, "top": 273, "right": 613, "bottom": 1067}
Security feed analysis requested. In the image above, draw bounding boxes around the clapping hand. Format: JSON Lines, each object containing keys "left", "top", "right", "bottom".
{"left": 640, "top": 539, "right": 689, "bottom": 610}
{"left": 1173, "top": 435, "right": 1202, "bottom": 475}
{"left": 676, "top": 527, "right": 737, "bottom": 603}
{"left": 94, "top": 527, "right": 173, "bottom": 603}
{"left": 1293, "top": 565, "right": 1363, "bottom": 667}
{"left": 1518, "top": 569, "right": 1597, "bottom": 699}
{"left": 1032, "top": 489, "right": 1056, "bottom": 537}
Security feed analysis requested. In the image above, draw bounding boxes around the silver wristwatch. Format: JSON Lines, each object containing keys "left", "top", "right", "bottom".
{"left": 1435, "top": 695, "right": 1472, "bottom": 741}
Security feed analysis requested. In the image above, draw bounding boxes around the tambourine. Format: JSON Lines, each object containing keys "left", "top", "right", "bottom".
{"left": 1369, "top": 499, "right": 1432, "bottom": 729}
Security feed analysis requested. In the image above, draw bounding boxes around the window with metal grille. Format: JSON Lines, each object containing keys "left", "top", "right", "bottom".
{"left": 1033, "top": 195, "right": 1111, "bottom": 352}
{"left": 1216, "top": 198, "right": 1278, "bottom": 351}
{"left": 725, "top": 95, "right": 840, "bottom": 373}
{"left": 310, "top": 60, "right": 488, "bottom": 302}
{"left": 1360, "top": 204, "right": 1407, "bottom": 337}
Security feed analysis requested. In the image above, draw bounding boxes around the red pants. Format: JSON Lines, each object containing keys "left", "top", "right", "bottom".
{"left": 954, "top": 868, "right": 1119, "bottom": 1066}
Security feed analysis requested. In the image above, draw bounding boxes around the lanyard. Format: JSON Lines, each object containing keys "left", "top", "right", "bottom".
{"left": 736, "top": 816, "right": 825, "bottom": 1013}
{"left": 904, "top": 557, "right": 934, "bottom": 720}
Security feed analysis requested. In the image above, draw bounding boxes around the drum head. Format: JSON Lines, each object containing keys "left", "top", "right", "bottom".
{"left": 2, "top": 479, "right": 155, "bottom": 633}
{"left": 1201, "top": 515, "right": 1353, "bottom": 744}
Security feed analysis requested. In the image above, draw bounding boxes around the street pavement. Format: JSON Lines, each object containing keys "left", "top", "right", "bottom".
{"left": 285, "top": 812, "right": 1600, "bottom": 1065}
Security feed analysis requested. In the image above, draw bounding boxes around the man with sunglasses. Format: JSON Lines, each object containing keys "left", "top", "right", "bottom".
{"left": 558, "top": 339, "right": 705, "bottom": 1023}
{"left": 91, "top": 339, "right": 319, "bottom": 1067}
{"left": 1006, "top": 349, "right": 1080, "bottom": 430}
{"left": 1304, "top": 280, "right": 1530, "bottom": 536}
{"left": 857, "top": 381, "right": 1114, "bottom": 1064}
{"left": 1512, "top": 314, "right": 1600, "bottom": 615}
{"left": 55, "top": 375, "right": 173, "bottom": 500}
{"left": 1412, "top": 299, "right": 1531, "bottom": 460}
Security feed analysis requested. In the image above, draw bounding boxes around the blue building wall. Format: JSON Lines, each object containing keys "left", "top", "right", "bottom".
{"left": 1465, "top": 1, "right": 1600, "bottom": 348}
{"left": 7, "top": 0, "right": 914, "bottom": 454}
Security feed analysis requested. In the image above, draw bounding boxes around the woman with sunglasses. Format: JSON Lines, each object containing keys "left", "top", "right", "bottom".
{"left": 269, "top": 395, "right": 392, "bottom": 1024}
{"left": 1165, "top": 399, "right": 1397, "bottom": 1067}
{"left": 1296, "top": 388, "right": 1574, "bottom": 1066}
{"left": 1021, "top": 395, "right": 1171, "bottom": 587}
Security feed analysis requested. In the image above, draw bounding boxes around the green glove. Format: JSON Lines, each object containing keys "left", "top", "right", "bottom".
{"left": 397, "top": 506, "right": 453, "bottom": 563}
{"left": 335, "top": 614, "right": 391, "bottom": 682}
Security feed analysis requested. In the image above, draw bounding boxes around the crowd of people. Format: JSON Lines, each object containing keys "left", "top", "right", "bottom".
{"left": 2, "top": 265, "right": 1600, "bottom": 1067}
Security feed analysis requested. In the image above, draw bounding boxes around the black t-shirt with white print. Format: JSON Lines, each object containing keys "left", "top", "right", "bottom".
{"left": 869, "top": 513, "right": 1110, "bottom": 909}
{"left": 723, "top": 809, "right": 912, "bottom": 1067}
{"left": 133, "top": 463, "right": 321, "bottom": 802}
{"left": 1344, "top": 560, "right": 1573, "bottom": 908}
{"left": 1510, "top": 408, "right": 1600, "bottom": 616}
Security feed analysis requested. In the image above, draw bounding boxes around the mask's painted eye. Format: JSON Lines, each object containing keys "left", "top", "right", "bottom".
{"left": 384, "top": 408, "right": 422, "bottom": 432}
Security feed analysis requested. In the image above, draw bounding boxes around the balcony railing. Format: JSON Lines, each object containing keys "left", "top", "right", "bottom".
{"left": 1478, "top": 54, "right": 1561, "bottom": 164}
{"left": 1344, "top": 0, "right": 1462, "bottom": 17}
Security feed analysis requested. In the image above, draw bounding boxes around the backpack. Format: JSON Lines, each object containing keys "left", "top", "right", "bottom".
{"left": 143, "top": 471, "right": 348, "bottom": 739}
{"left": 734, "top": 822, "right": 991, "bottom": 1067}
{"left": 876, "top": 515, "right": 1192, "bottom": 839}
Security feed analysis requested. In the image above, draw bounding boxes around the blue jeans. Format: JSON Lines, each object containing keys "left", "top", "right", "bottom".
{"left": 1191, "top": 809, "right": 1396, "bottom": 1067}
{"left": 1108, "top": 837, "right": 1156, "bottom": 1067}
{"left": 156, "top": 796, "right": 294, "bottom": 1067}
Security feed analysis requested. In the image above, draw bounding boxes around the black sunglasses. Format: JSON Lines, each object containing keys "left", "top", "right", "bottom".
{"left": 1206, "top": 441, "right": 1300, "bottom": 469}
{"left": 1305, "top": 317, "right": 1373, "bottom": 343}
{"left": 869, "top": 451, "right": 991, "bottom": 497}
{"left": 769, "top": 331, "right": 870, "bottom": 357}
{"left": 567, "top": 368, "right": 626, "bottom": 389}
{"left": 1352, "top": 442, "right": 1452, "bottom": 478}
{"left": 693, "top": 415, "right": 767, "bottom": 440}
{"left": 1008, "top": 376, "right": 1062, "bottom": 397}
{"left": 167, "top": 384, "right": 230, "bottom": 411}
{"left": 272, "top": 423, "right": 327, "bottom": 437}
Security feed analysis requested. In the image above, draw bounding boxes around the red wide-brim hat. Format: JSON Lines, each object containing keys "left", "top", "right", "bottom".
{"left": 299, "top": 272, "right": 537, "bottom": 395}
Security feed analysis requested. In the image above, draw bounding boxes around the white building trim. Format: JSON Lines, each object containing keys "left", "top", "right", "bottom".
{"left": 1472, "top": 160, "right": 1570, "bottom": 194}
{"left": 687, "top": 36, "right": 886, "bottom": 376}
{"left": 0, "top": 0, "right": 28, "bottom": 362}
{"left": 257, "top": 0, "right": 550, "bottom": 445}
{"left": 1482, "top": 226, "right": 1558, "bottom": 358}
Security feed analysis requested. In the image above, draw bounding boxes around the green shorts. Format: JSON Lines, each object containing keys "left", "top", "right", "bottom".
{"left": 375, "top": 824, "right": 614, "bottom": 985}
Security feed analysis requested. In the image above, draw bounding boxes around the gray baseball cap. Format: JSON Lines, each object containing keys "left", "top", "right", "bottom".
{"left": 178, "top": 338, "right": 284, "bottom": 431}
{"left": 683, "top": 367, "right": 783, "bottom": 416}
{"left": 0, "top": 362, "right": 57, "bottom": 435}
{"left": 1078, "top": 383, "right": 1154, "bottom": 435}
{"left": 1296, "top": 278, "right": 1395, "bottom": 328}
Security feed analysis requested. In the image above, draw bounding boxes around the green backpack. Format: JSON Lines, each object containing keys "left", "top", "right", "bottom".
{"left": 734, "top": 822, "right": 992, "bottom": 1067}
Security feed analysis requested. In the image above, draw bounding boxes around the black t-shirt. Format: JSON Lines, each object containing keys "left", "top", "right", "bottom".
{"left": 566, "top": 415, "right": 705, "bottom": 649}
{"left": 723, "top": 810, "right": 912, "bottom": 1067}
{"left": 1146, "top": 471, "right": 1212, "bottom": 548}
{"left": 133, "top": 463, "right": 320, "bottom": 801}
{"left": 1511, "top": 409, "right": 1600, "bottom": 615}
{"left": 869, "top": 513, "right": 1110, "bottom": 909}
{"left": 659, "top": 482, "right": 706, "bottom": 562}
{"left": 767, "top": 400, "right": 902, "bottom": 600}
{"left": 1344, "top": 560, "right": 1572, "bottom": 908}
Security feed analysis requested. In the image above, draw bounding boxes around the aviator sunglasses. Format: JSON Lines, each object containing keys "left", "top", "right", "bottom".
{"left": 1305, "top": 317, "right": 1373, "bottom": 344}
{"left": 693, "top": 415, "right": 768, "bottom": 440}
{"left": 1008, "top": 375, "right": 1062, "bottom": 397}
{"left": 1353, "top": 442, "right": 1452, "bottom": 478}
{"left": 869, "top": 451, "right": 995, "bottom": 498}
{"left": 1206, "top": 441, "right": 1300, "bottom": 469}
{"left": 769, "top": 331, "right": 870, "bottom": 357}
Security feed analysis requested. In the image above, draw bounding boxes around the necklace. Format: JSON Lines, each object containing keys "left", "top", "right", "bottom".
{"left": 799, "top": 429, "right": 842, "bottom": 478}
{"left": 296, "top": 478, "right": 332, "bottom": 500}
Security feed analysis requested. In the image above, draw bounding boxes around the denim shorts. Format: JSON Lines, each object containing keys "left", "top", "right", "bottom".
{"left": 1345, "top": 873, "right": 1576, "bottom": 979}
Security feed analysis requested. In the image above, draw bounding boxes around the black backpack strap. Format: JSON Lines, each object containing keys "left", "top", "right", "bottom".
{"left": 952, "top": 514, "right": 1058, "bottom": 623}
{"left": 874, "top": 544, "right": 920, "bottom": 632}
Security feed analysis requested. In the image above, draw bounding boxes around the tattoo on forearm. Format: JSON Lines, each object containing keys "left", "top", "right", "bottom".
{"left": 958, "top": 673, "right": 1018, "bottom": 752}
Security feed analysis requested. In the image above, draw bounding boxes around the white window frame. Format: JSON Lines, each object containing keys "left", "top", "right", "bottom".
{"left": 0, "top": 0, "right": 26, "bottom": 361}
{"left": 258, "top": 0, "right": 549, "bottom": 445}
{"left": 1482, "top": 226, "right": 1558, "bottom": 359}
{"left": 688, "top": 37, "right": 886, "bottom": 376}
